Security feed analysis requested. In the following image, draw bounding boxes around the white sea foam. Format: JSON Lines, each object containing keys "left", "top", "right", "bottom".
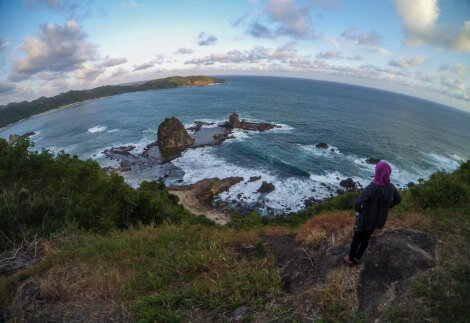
{"left": 107, "top": 128, "right": 120, "bottom": 133}
{"left": 88, "top": 126, "right": 107, "bottom": 133}
{"left": 171, "top": 146, "right": 359, "bottom": 214}
{"left": 299, "top": 144, "right": 343, "bottom": 157}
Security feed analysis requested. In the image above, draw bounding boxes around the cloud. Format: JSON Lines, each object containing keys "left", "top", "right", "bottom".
{"left": 75, "top": 64, "right": 105, "bottom": 80}
{"left": 394, "top": 0, "right": 470, "bottom": 52}
{"left": 111, "top": 67, "right": 128, "bottom": 77}
{"left": 98, "top": 57, "right": 128, "bottom": 68}
{"left": 346, "top": 54, "right": 363, "bottom": 61}
{"left": 441, "top": 76, "right": 465, "bottom": 91}
{"left": 185, "top": 43, "right": 298, "bottom": 66}
{"left": 9, "top": 20, "right": 97, "bottom": 82}
{"left": 247, "top": 22, "right": 276, "bottom": 39}
{"left": 264, "top": 0, "right": 317, "bottom": 39}
{"left": 132, "top": 54, "right": 164, "bottom": 71}
{"left": 197, "top": 32, "right": 218, "bottom": 46}
{"left": 174, "top": 47, "right": 194, "bottom": 55}
{"left": 0, "top": 81, "right": 16, "bottom": 95}
{"left": 315, "top": 51, "right": 342, "bottom": 59}
{"left": 340, "top": 27, "right": 381, "bottom": 45}
{"left": 372, "top": 47, "right": 393, "bottom": 56}
{"left": 389, "top": 55, "right": 427, "bottom": 69}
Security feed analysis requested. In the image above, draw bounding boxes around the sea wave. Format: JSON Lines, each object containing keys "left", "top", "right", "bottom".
{"left": 171, "top": 147, "right": 361, "bottom": 214}
{"left": 88, "top": 126, "right": 107, "bottom": 133}
{"left": 107, "top": 128, "right": 120, "bottom": 133}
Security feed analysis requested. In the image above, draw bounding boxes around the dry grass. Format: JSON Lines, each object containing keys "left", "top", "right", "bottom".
{"left": 296, "top": 211, "right": 353, "bottom": 248}
{"left": 305, "top": 264, "right": 363, "bottom": 319}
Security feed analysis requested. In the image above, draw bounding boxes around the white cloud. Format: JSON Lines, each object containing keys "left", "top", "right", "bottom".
{"left": 174, "top": 47, "right": 194, "bottom": 55}
{"left": 389, "top": 55, "right": 427, "bottom": 69}
{"left": 265, "top": 0, "right": 317, "bottom": 38}
{"left": 315, "top": 51, "right": 342, "bottom": 59}
{"left": 341, "top": 27, "right": 381, "bottom": 45}
{"left": 111, "top": 67, "right": 128, "bottom": 77}
{"left": 98, "top": 57, "right": 128, "bottom": 68}
{"left": 394, "top": 0, "right": 470, "bottom": 52}
{"left": 197, "top": 32, "right": 218, "bottom": 46}
{"left": 132, "top": 54, "right": 164, "bottom": 71}
{"left": 9, "top": 20, "right": 97, "bottom": 82}
{"left": 0, "top": 81, "right": 16, "bottom": 95}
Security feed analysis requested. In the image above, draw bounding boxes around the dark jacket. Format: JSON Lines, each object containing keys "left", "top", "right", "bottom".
{"left": 354, "top": 182, "right": 401, "bottom": 232}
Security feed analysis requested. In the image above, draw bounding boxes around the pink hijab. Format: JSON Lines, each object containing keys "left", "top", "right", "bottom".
{"left": 372, "top": 160, "right": 392, "bottom": 186}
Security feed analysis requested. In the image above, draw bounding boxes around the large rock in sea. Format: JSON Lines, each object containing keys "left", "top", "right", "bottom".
{"left": 229, "top": 113, "right": 242, "bottom": 128}
{"left": 227, "top": 112, "right": 277, "bottom": 132}
{"left": 257, "top": 181, "right": 275, "bottom": 194}
{"left": 157, "top": 117, "right": 195, "bottom": 153}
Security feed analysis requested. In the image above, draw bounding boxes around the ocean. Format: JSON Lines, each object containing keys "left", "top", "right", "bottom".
{"left": 1, "top": 76, "right": 469, "bottom": 214}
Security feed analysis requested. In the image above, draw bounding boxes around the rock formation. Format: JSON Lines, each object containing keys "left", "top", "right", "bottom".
{"left": 157, "top": 117, "right": 195, "bottom": 153}
{"left": 257, "top": 181, "right": 275, "bottom": 194}
{"left": 315, "top": 142, "right": 329, "bottom": 149}
{"left": 366, "top": 158, "right": 380, "bottom": 164}
{"left": 339, "top": 178, "right": 357, "bottom": 190}
{"left": 170, "top": 177, "right": 244, "bottom": 205}
{"left": 225, "top": 112, "right": 278, "bottom": 132}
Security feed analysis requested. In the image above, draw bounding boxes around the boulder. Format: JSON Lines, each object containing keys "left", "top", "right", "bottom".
{"left": 339, "top": 178, "right": 356, "bottom": 190}
{"left": 315, "top": 142, "right": 329, "bottom": 149}
{"left": 157, "top": 117, "right": 195, "bottom": 153}
{"left": 257, "top": 181, "right": 275, "bottom": 194}
{"left": 229, "top": 113, "right": 242, "bottom": 128}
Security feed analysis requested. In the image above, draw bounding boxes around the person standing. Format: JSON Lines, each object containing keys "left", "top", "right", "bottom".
{"left": 344, "top": 160, "right": 401, "bottom": 265}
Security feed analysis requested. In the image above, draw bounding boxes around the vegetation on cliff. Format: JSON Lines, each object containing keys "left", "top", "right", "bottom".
{"left": 0, "top": 76, "right": 225, "bottom": 128}
{"left": 0, "top": 138, "right": 468, "bottom": 322}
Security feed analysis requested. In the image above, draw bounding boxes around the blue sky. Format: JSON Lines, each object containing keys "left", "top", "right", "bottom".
{"left": 0, "top": 0, "right": 469, "bottom": 111}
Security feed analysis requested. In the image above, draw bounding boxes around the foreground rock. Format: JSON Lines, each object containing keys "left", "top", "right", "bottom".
{"left": 265, "top": 229, "right": 436, "bottom": 315}
{"left": 339, "top": 178, "right": 357, "bottom": 190}
{"left": 157, "top": 117, "right": 195, "bottom": 154}
{"left": 224, "top": 112, "right": 279, "bottom": 132}
{"left": 169, "top": 177, "right": 244, "bottom": 224}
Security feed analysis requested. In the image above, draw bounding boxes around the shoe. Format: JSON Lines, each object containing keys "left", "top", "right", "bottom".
{"left": 343, "top": 255, "right": 355, "bottom": 266}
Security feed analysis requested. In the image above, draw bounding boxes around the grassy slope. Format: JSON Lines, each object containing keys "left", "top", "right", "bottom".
{"left": 0, "top": 76, "right": 224, "bottom": 128}
{"left": 0, "top": 140, "right": 469, "bottom": 321}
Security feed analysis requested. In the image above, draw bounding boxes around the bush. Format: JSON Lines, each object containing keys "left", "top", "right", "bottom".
{"left": 0, "top": 138, "right": 203, "bottom": 248}
{"left": 409, "top": 160, "right": 470, "bottom": 209}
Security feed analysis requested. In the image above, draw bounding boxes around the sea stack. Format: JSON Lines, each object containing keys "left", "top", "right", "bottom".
{"left": 157, "top": 117, "right": 195, "bottom": 153}
{"left": 229, "top": 112, "right": 241, "bottom": 128}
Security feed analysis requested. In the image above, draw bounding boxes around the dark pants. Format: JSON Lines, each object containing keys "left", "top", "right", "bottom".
{"left": 349, "top": 229, "right": 374, "bottom": 261}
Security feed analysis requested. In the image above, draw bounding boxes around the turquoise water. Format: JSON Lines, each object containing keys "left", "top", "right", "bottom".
{"left": 2, "top": 76, "right": 469, "bottom": 213}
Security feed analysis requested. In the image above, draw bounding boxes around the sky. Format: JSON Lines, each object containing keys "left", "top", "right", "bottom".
{"left": 0, "top": 0, "right": 469, "bottom": 112}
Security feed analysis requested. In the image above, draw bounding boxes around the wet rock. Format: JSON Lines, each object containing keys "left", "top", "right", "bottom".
{"left": 257, "top": 181, "right": 275, "bottom": 194}
{"left": 304, "top": 197, "right": 317, "bottom": 208}
{"left": 170, "top": 177, "right": 244, "bottom": 205}
{"left": 225, "top": 112, "right": 278, "bottom": 132}
{"left": 233, "top": 306, "right": 248, "bottom": 321}
{"left": 103, "top": 145, "right": 135, "bottom": 156}
{"left": 366, "top": 158, "right": 380, "bottom": 164}
{"left": 336, "top": 188, "right": 345, "bottom": 194}
{"left": 315, "top": 142, "right": 329, "bottom": 149}
{"left": 340, "top": 178, "right": 356, "bottom": 190}
{"left": 248, "top": 176, "right": 262, "bottom": 182}
{"left": 157, "top": 117, "right": 195, "bottom": 153}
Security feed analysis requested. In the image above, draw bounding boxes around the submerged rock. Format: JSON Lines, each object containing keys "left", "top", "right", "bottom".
{"left": 157, "top": 117, "right": 195, "bottom": 153}
{"left": 315, "top": 142, "right": 329, "bottom": 149}
{"left": 257, "top": 181, "right": 275, "bottom": 194}
{"left": 248, "top": 176, "right": 262, "bottom": 182}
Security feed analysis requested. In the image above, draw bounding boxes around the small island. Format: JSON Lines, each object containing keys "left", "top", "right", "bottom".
{"left": 0, "top": 76, "right": 225, "bottom": 128}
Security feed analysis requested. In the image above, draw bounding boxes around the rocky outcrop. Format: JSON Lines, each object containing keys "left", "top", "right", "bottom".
{"left": 187, "top": 121, "right": 215, "bottom": 133}
{"left": 315, "top": 142, "right": 329, "bottom": 149}
{"left": 157, "top": 117, "right": 195, "bottom": 153}
{"left": 257, "top": 181, "right": 275, "bottom": 194}
{"left": 171, "top": 177, "right": 244, "bottom": 205}
{"left": 225, "top": 112, "right": 278, "bottom": 132}
{"left": 103, "top": 145, "right": 135, "bottom": 157}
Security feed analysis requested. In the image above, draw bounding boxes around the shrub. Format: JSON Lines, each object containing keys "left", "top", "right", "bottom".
{"left": 409, "top": 161, "right": 469, "bottom": 209}
{"left": 0, "top": 138, "right": 204, "bottom": 248}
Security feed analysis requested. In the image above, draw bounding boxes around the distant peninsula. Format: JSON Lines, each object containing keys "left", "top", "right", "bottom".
{"left": 0, "top": 76, "right": 225, "bottom": 128}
